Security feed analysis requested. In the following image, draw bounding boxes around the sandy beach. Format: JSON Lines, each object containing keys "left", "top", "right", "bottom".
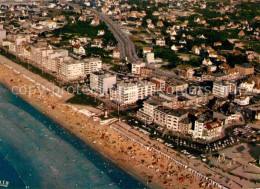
{"left": 0, "top": 59, "right": 211, "bottom": 188}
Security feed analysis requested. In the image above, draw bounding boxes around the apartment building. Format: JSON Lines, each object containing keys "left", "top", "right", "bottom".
{"left": 179, "top": 118, "right": 193, "bottom": 135}
{"left": 83, "top": 58, "right": 102, "bottom": 75}
{"left": 235, "top": 63, "right": 254, "bottom": 76}
{"left": 110, "top": 81, "right": 156, "bottom": 105}
{"left": 153, "top": 106, "right": 188, "bottom": 131}
{"left": 150, "top": 77, "right": 166, "bottom": 91}
{"left": 193, "top": 118, "right": 223, "bottom": 141}
{"left": 60, "top": 60, "right": 85, "bottom": 80}
{"left": 110, "top": 82, "right": 138, "bottom": 105}
{"left": 140, "top": 67, "right": 153, "bottom": 78}
{"left": 90, "top": 72, "right": 117, "bottom": 96}
{"left": 7, "top": 34, "right": 29, "bottom": 53}
{"left": 158, "top": 91, "right": 209, "bottom": 109}
{"left": 137, "top": 96, "right": 170, "bottom": 123}
{"left": 131, "top": 62, "right": 145, "bottom": 75}
{"left": 165, "top": 82, "right": 189, "bottom": 94}
{"left": 137, "top": 81, "right": 156, "bottom": 100}
{"left": 30, "top": 43, "right": 54, "bottom": 65}
{"left": 44, "top": 49, "right": 69, "bottom": 72}
{"left": 212, "top": 81, "right": 230, "bottom": 98}
{"left": 146, "top": 52, "right": 155, "bottom": 64}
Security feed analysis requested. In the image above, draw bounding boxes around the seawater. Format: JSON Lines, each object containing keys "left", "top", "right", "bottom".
{"left": 0, "top": 83, "right": 147, "bottom": 189}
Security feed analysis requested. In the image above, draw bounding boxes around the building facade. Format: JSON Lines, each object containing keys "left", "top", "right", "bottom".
{"left": 90, "top": 72, "right": 117, "bottom": 96}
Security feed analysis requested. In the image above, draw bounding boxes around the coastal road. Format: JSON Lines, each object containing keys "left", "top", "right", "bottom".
{"left": 90, "top": 8, "right": 139, "bottom": 63}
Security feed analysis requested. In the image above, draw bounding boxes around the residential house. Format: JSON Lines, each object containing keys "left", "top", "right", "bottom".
{"left": 191, "top": 45, "right": 200, "bottom": 55}
{"left": 156, "top": 39, "right": 166, "bottom": 46}
{"left": 91, "top": 38, "right": 103, "bottom": 48}
{"left": 73, "top": 44, "right": 85, "bottom": 55}
{"left": 90, "top": 17, "right": 100, "bottom": 26}
{"left": 202, "top": 58, "right": 213, "bottom": 66}
{"left": 112, "top": 48, "right": 120, "bottom": 59}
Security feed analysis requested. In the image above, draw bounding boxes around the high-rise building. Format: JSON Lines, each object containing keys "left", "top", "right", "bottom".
{"left": 90, "top": 72, "right": 117, "bottom": 96}
{"left": 212, "top": 81, "right": 230, "bottom": 98}
{"left": 110, "top": 81, "right": 156, "bottom": 105}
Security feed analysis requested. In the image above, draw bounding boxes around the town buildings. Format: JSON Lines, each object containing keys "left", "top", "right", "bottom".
{"left": 193, "top": 118, "right": 223, "bottom": 141}
{"left": 235, "top": 64, "right": 255, "bottom": 76}
{"left": 90, "top": 72, "right": 117, "bottom": 96}
{"left": 60, "top": 59, "right": 85, "bottom": 80}
{"left": 212, "top": 81, "right": 231, "bottom": 98}
{"left": 110, "top": 81, "right": 156, "bottom": 105}
{"left": 153, "top": 107, "right": 188, "bottom": 131}
{"left": 131, "top": 62, "right": 145, "bottom": 75}
{"left": 83, "top": 58, "right": 102, "bottom": 75}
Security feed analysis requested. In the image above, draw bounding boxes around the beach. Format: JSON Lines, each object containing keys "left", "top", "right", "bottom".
{"left": 0, "top": 57, "right": 206, "bottom": 188}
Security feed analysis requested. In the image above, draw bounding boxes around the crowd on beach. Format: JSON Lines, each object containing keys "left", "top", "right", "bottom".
{"left": 0, "top": 62, "right": 225, "bottom": 188}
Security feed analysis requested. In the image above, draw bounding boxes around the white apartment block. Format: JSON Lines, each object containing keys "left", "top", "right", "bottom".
{"left": 193, "top": 119, "right": 223, "bottom": 141}
{"left": 60, "top": 60, "right": 85, "bottom": 80}
{"left": 59, "top": 57, "right": 102, "bottom": 80}
{"left": 110, "top": 82, "right": 138, "bottom": 105}
{"left": 30, "top": 44, "right": 54, "bottom": 65}
{"left": 110, "top": 81, "right": 156, "bottom": 105}
{"left": 28, "top": 44, "right": 69, "bottom": 73}
{"left": 137, "top": 81, "right": 156, "bottom": 100}
{"left": 83, "top": 58, "right": 102, "bottom": 74}
{"left": 90, "top": 72, "right": 117, "bottom": 96}
{"left": 7, "top": 34, "right": 30, "bottom": 54}
{"left": 153, "top": 106, "right": 188, "bottom": 131}
{"left": 212, "top": 81, "right": 230, "bottom": 98}
{"left": 131, "top": 62, "right": 145, "bottom": 75}
{"left": 137, "top": 96, "right": 168, "bottom": 123}
{"left": 44, "top": 49, "right": 69, "bottom": 72}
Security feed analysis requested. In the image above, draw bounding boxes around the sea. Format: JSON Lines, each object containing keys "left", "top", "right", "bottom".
{"left": 0, "top": 83, "right": 147, "bottom": 189}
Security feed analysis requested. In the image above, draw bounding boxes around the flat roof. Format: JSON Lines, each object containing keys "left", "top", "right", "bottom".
{"left": 157, "top": 106, "right": 187, "bottom": 117}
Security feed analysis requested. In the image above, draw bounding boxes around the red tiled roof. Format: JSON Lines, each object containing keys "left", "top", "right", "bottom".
{"left": 206, "top": 121, "right": 222, "bottom": 130}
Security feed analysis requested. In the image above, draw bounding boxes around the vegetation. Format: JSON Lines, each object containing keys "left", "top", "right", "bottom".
{"left": 67, "top": 92, "right": 100, "bottom": 107}
{"left": 53, "top": 21, "right": 117, "bottom": 46}
{"left": 84, "top": 47, "right": 110, "bottom": 58}
{"left": 153, "top": 47, "right": 182, "bottom": 69}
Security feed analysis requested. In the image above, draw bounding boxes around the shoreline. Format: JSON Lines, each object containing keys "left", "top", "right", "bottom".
{"left": 0, "top": 78, "right": 150, "bottom": 188}
{"left": 0, "top": 59, "right": 206, "bottom": 188}
{"left": 0, "top": 62, "right": 164, "bottom": 188}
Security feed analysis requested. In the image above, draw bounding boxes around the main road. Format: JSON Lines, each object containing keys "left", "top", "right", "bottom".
{"left": 90, "top": 8, "right": 139, "bottom": 63}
